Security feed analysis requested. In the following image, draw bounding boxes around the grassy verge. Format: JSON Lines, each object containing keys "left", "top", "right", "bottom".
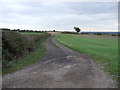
{"left": 56, "top": 34, "right": 118, "bottom": 80}
{"left": 50, "top": 40, "right": 60, "bottom": 49}
{"left": 3, "top": 45, "right": 46, "bottom": 75}
{"left": 50, "top": 37, "right": 60, "bottom": 49}
{"left": 2, "top": 30, "right": 50, "bottom": 75}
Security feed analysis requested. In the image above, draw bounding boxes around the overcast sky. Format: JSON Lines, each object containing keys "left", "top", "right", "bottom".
{"left": 0, "top": 1, "right": 118, "bottom": 32}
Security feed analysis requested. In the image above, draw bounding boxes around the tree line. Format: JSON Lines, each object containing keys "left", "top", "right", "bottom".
{"left": 0, "top": 28, "right": 47, "bottom": 33}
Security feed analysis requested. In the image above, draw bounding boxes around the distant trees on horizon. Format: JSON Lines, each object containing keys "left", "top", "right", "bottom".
{"left": 0, "top": 28, "right": 47, "bottom": 33}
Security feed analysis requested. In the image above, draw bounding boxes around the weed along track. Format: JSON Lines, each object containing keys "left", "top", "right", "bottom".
{"left": 3, "top": 38, "right": 117, "bottom": 88}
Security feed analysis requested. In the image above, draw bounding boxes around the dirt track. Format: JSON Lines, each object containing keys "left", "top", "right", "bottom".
{"left": 2, "top": 38, "right": 117, "bottom": 88}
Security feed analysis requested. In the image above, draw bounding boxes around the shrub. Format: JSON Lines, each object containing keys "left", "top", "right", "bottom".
{"left": 2, "top": 30, "right": 50, "bottom": 69}
{"left": 81, "top": 32, "right": 89, "bottom": 34}
{"left": 94, "top": 33, "right": 102, "bottom": 35}
{"left": 112, "top": 33, "right": 120, "bottom": 36}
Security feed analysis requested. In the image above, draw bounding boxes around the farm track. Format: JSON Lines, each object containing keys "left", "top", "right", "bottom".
{"left": 2, "top": 38, "right": 117, "bottom": 88}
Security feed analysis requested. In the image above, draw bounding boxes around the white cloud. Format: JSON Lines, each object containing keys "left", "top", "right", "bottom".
{"left": 0, "top": 1, "right": 118, "bottom": 32}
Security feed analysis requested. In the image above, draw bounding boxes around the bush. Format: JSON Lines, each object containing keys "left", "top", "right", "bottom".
{"left": 2, "top": 31, "right": 28, "bottom": 62}
{"left": 94, "top": 33, "right": 102, "bottom": 35}
{"left": 81, "top": 32, "right": 89, "bottom": 34}
{"left": 2, "top": 30, "right": 50, "bottom": 69}
{"left": 112, "top": 33, "right": 120, "bottom": 36}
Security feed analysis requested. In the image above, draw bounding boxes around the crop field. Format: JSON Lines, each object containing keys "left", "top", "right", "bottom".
{"left": 56, "top": 34, "right": 118, "bottom": 79}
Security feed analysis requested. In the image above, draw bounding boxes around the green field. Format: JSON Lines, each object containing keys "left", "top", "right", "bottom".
{"left": 56, "top": 34, "right": 118, "bottom": 79}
